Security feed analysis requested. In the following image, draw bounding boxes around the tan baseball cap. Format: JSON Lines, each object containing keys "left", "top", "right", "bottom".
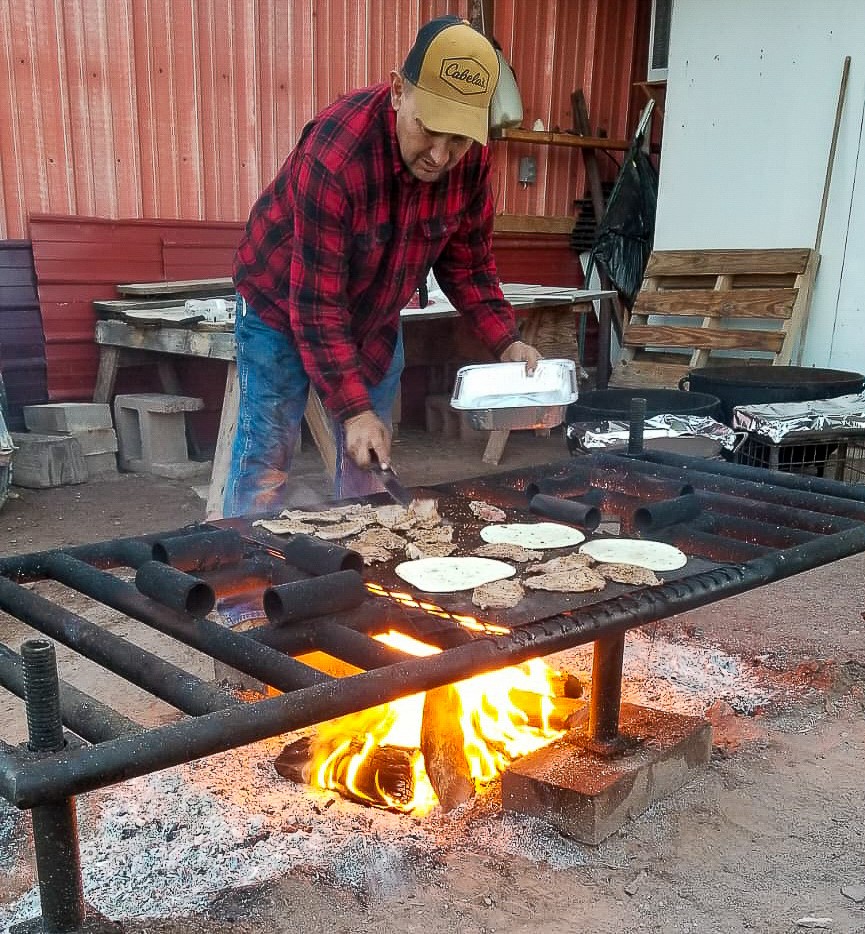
{"left": 402, "top": 15, "right": 500, "bottom": 145}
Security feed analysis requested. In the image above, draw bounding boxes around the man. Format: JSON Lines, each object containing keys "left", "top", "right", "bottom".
{"left": 223, "top": 14, "right": 540, "bottom": 517}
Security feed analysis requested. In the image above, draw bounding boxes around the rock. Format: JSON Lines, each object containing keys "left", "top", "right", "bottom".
{"left": 794, "top": 918, "right": 833, "bottom": 929}
{"left": 841, "top": 884, "right": 865, "bottom": 903}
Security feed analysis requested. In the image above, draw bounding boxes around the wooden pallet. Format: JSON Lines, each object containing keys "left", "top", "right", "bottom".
{"left": 611, "top": 248, "right": 820, "bottom": 389}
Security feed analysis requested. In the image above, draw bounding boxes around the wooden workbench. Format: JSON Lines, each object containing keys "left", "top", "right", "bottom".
{"left": 93, "top": 288, "right": 614, "bottom": 518}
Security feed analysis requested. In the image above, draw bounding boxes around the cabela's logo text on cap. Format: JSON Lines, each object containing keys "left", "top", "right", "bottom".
{"left": 440, "top": 58, "right": 491, "bottom": 95}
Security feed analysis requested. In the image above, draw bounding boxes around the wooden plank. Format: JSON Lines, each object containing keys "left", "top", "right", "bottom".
{"left": 645, "top": 249, "right": 812, "bottom": 278}
{"left": 304, "top": 389, "right": 337, "bottom": 480}
{"left": 623, "top": 325, "right": 786, "bottom": 353}
{"left": 493, "top": 215, "right": 575, "bottom": 235}
{"left": 781, "top": 250, "right": 821, "bottom": 365}
{"left": 205, "top": 362, "right": 238, "bottom": 521}
{"left": 94, "top": 320, "right": 236, "bottom": 361}
{"left": 482, "top": 429, "right": 510, "bottom": 465}
{"left": 633, "top": 288, "right": 796, "bottom": 319}
{"left": 489, "top": 127, "right": 630, "bottom": 150}
{"left": 116, "top": 277, "right": 234, "bottom": 297}
{"left": 610, "top": 359, "right": 690, "bottom": 390}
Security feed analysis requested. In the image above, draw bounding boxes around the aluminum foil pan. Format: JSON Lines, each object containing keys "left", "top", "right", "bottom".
{"left": 568, "top": 414, "right": 738, "bottom": 452}
{"left": 732, "top": 392, "right": 865, "bottom": 443}
{"left": 451, "top": 359, "right": 578, "bottom": 432}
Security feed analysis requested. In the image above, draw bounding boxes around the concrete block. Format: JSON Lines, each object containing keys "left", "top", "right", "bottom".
{"left": 10, "top": 433, "right": 88, "bottom": 489}
{"left": 114, "top": 393, "right": 209, "bottom": 479}
{"left": 67, "top": 428, "right": 118, "bottom": 456}
{"left": 501, "top": 703, "right": 712, "bottom": 845}
{"left": 84, "top": 451, "right": 118, "bottom": 478}
{"left": 23, "top": 403, "right": 112, "bottom": 433}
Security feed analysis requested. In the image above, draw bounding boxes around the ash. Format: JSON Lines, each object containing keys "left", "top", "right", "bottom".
{"left": 0, "top": 633, "right": 774, "bottom": 929}
{"left": 551, "top": 627, "right": 777, "bottom": 715}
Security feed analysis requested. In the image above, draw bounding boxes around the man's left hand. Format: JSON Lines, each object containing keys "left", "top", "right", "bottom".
{"left": 500, "top": 340, "right": 542, "bottom": 374}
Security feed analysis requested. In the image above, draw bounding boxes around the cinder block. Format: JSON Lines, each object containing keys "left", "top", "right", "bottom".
{"left": 10, "top": 433, "right": 88, "bottom": 489}
{"left": 23, "top": 403, "right": 112, "bottom": 433}
{"left": 42, "top": 427, "right": 118, "bottom": 456}
{"left": 501, "top": 703, "right": 712, "bottom": 845}
{"left": 84, "top": 451, "right": 118, "bottom": 478}
{"left": 113, "top": 393, "right": 210, "bottom": 479}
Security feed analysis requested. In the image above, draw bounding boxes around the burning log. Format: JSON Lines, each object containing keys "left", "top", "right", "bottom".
{"left": 508, "top": 689, "right": 587, "bottom": 732}
{"left": 420, "top": 685, "right": 475, "bottom": 811}
{"left": 274, "top": 736, "right": 416, "bottom": 809}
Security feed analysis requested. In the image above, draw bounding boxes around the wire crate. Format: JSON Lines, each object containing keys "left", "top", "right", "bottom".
{"left": 735, "top": 429, "right": 865, "bottom": 482}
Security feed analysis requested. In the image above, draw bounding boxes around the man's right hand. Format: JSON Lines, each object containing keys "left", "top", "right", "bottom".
{"left": 344, "top": 410, "right": 391, "bottom": 470}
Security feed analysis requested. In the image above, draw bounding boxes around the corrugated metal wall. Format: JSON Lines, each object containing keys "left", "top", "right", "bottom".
{"left": 1, "top": 0, "right": 649, "bottom": 238}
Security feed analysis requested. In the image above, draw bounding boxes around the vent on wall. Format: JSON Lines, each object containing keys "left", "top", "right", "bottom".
{"left": 648, "top": 0, "right": 672, "bottom": 82}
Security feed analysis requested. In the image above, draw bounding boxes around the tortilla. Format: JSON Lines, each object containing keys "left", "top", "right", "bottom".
{"left": 394, "top": 556, "right": 516, "bottom": 593}
{"left": 404, "top": 541, "right": 459, "bottom": 560}
{"left": 472, "top": 542, "right": 543, "bottom": 563}
{"left": 526, "top": 553, "right": 596, "bottom": 575}
{"left": 579, "top": 538, "right": 687, "bottom": 571}
{"left": 479, "top": 522, "right": 585, "bottom": 550}
{"left": 469, "top": 500, "right": 507, "bottom": 522}
{"left": 252, "top": 518, "right": 316, "bottom": 535}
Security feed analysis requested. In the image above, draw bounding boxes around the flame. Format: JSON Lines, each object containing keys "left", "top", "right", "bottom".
{"left": 308, "top": 630, "right": 564, "bottom": 814}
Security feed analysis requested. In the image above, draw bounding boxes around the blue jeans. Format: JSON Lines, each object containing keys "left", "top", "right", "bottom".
{"left": 222, "top": 296, "right": 404, "bottom": 517}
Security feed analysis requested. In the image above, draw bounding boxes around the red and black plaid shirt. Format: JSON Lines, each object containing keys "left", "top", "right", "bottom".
{"left": 234, "top": 83, "right": 518, "bottom": 422}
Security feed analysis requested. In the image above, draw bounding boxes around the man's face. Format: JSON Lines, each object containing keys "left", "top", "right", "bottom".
{"left": 390, "top": 74, "right": 475, "bottom": 182}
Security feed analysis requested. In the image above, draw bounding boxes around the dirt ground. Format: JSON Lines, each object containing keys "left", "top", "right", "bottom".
{"left": 1, "top": 429, "right": 865, "bottom": 934}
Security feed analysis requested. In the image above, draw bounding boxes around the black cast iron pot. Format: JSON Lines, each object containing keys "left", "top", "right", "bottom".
{"left": 566, "top": 388, "right": 723, "bottom": 424}
{"left": 679, "top": 365, "right": 864, "bottom": 425}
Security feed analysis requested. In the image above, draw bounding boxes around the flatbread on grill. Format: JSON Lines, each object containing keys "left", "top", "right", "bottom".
{"left": 309, "top": 520, "right": 369, "bottom": 541}
{"left": 472, "top": 578, "right": 525, "bottom": 610}
{"left": 394, "top": 556, "right": 516, "bottom": 593}
{"left": 579, "top": 538, "right": 687, "bottom": 571}
{"left": 347, "top": 541, "right": 394, "bottom": 565}
{"left": 352, "top": 527, "right": 409, "bottom": 551}
{"left": 472, "top": 542, "right": 543, "bottom": 563}
{"left": 469, "top": 500, "right": 507, "bottom": 522}
{"left": 595, "top": 562, "right": 660, "bottom": 586}
{"left": 277, "top": 504, "right": 375, "bottom": 525}
{"left": 524, "top": 567, "right": 607, "bottom": 593}
{"left": 480, "top": 522, "right": 585, "bottom": 549}
{"left": 406, "top": 524, "right": 454, "bottom": 544}
{"left": 526, "top": 553, "right": 596, "bottom": 575}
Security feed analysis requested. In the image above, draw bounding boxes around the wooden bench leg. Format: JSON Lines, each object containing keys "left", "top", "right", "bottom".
{"left": 483, "top": 429, "right": 510, "bottom": 465}
{"left": 205, "top": 362, "right": 239, "bottom": 520}
{"left": 93, "top": 346, "right": 121, "bottom": 403}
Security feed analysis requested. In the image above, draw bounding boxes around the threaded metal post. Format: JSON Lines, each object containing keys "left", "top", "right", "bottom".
{"left": 627, "top": 397, "right": 647, "bottom": 455}
{"left": 21, "top": 639, "right": 85, "bottom": 932}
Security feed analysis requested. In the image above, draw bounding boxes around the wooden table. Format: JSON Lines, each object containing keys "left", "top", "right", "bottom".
{"left": 93, "top": 288, "right": 614, "bottom": 518}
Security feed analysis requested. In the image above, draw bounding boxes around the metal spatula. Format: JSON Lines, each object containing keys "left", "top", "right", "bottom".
{"left": 368, "top": 454, "right": 414, "bottom": 507}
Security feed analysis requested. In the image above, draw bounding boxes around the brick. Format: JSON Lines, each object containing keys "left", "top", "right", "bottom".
{"left": 501, "top": 703, "right": 712, "bottom": 845}
{"left": 10, "top": 433, "right": 88, "bottom": 489}
{"left": 23, "top": 403, "right": 112, "bottom": 433}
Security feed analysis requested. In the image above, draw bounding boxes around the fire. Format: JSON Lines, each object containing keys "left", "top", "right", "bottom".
{"left": 308, "top": 631, "right": 565, "bottom": 814}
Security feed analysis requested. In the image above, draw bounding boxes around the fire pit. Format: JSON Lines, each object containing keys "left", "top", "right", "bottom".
{"left": 2, "top": 450, "right": 865, "bottom": 930}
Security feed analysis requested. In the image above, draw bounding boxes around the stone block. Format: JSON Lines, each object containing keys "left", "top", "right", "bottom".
{"left": 84, "top": 451, "right": 119, "bottom": 478}
{"left": 501, "top": 703, "right": 712, "bottom": 845}
{"left": 23, "top": 403, "right": 112, "bottom": 433}
{"left": 113, "top": 393, "right": 210, "bottom": 479}
{"left": 10, "top": 433, "right": 88, "bottom": 489}
{"left": 67, "top": 428, "right": 118, "bottom": 456}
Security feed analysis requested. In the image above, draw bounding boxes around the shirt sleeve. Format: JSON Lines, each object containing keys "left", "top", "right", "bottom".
{"left": 287, "top": 154, "right": 373, "bottom": 422}
{"left": 432, "top": 154, "right": 520, "bottom": 358}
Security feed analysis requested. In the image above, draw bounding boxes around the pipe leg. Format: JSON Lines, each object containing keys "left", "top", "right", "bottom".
{"left": 586, "top": 631, "right": 627, "bottom": 755}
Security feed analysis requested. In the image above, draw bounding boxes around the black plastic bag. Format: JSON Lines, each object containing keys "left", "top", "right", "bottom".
{"left": 587, "top": 143, "right": 658, "bottom": 309}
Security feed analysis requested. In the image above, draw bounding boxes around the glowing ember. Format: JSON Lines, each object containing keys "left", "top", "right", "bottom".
{"left": 308, "top": 630, "right": 565, "bottom": 814}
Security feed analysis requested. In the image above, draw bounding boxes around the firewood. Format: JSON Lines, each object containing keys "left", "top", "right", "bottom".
{"left": 274, "top": 735, "right": 416, "bottom": 807}
{"left": 509, "top": 689, "right": 588, "bottom": 732}
{"left": 420, "top": 684, "right": 475, "bottom": 811}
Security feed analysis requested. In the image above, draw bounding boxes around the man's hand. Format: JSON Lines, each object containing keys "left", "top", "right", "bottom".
{"left": 344, "top": 410, "right": 392, "bottom": 470}
{"left": 500, "top": 340, "right": 543, "bottom": 374}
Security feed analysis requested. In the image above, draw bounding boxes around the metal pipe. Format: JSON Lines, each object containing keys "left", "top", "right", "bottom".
{"left": 633, "top": 493, "right": 702, "bottom": 533}
{"left": 263, "top": 570, "right": 368, "bottom": 626}
{"left": 692, "top": 513, "right": 814, "bottom": 549}
{"left": 21, "top": 639, "right": 86, "bottom": 933}
{"left": 695, "top": 490, "right": 858, "bottom": 535}
{"left": 527, "top": 494, "right": 601, "bottom": 530}
{"left": 262, "top": 533, "right": 364, "bottom": 575}
{"left": 43, "top": 553, "right": 329, "bottom": 691}
{"left": 628, "top": 397, "right": 647, "bottom": 454}
{"left": 639, "top": 448, "right": 865, "bottom": 503}
{"left": 0, "top": 574, "right": 237, "bottom": 716}
{"left": 8, "top": 519, "right": 865, "bottom": 807}
{"left": 529, "top": 466, "right": 694, "bottom": 502}
{"left": 588, "top": 632, "right": 626, "bottom": 745}
{"left": 311, "top": 621, "right": 413, "bottom": 669}
{"left": 151, "top": 528, "right": 245, "bottom": 572}
{"left": 0, "top": 642, "right": 141, "bottom": 742}
{"left": 135, "top": 560, "right": 216, "bottom": 617}
{"left": 651, "top": 526, "right": 771, "bottom": 562}
{"left": 592, "top": 452, "right": 865, "bottom": 521}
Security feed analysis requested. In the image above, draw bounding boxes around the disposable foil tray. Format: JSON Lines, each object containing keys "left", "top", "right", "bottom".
{"left": 450, "top": 358, "right": 578, "bottom": 431}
